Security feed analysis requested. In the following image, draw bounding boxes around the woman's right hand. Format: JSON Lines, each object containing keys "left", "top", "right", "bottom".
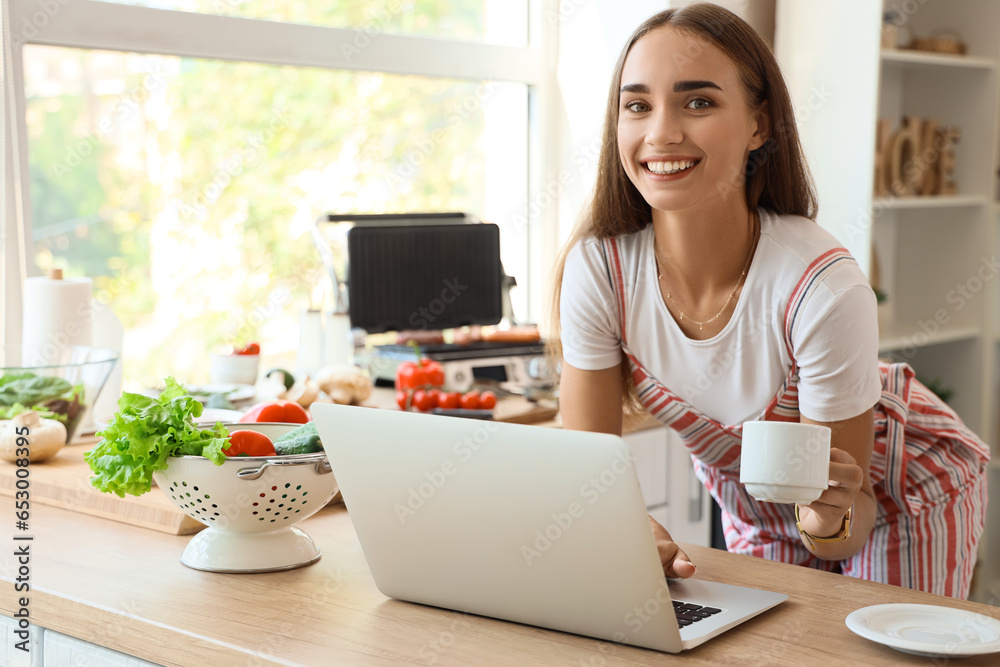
{"left": 649, "top": 515, "right": 697, "bottom": 578}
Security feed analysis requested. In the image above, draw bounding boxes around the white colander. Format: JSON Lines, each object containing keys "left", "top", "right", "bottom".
{"left": 152, "top": 422, "right": 339, "bottom": 573}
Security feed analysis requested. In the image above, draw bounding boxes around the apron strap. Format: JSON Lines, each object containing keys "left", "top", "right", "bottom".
{"left": 782, "top": 247, "right": 856, "bottom": 363}
{"left": 600, "top": 237, "right": 629, "bottom": 347}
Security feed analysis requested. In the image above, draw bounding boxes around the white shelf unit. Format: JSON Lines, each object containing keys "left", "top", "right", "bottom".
{"left": 878, "top": 325, "right": 982, "bottom": 354}
{"left": 881, "top": 194, "right": 990, "bottom": 208}
{"left": 880, "top": 48, "right": 997, "bottom": 69}
{"left": 873, "top": 1, "right": 999, "bottom": 442}
{"left": 872, "top": 202, "right": 990, "bottom": 434}
{"left": 880, "top": 1, "right": 1000, "bottom": 608}
{"left": 777, "top": 0, "right": 1000, "bottom": 605}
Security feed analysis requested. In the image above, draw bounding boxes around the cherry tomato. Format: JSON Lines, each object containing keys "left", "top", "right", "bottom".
{"left": 412, "top": 389, "right": 437, "bottom": 412}
{"left": 478, "top": 391, "right": 497, "bottom": 410}
{"left": 427, "top": 389, "right": 443, "bottom": 409}
{"left": 437, "top": 391, "right": 461, "bottom": 410}
{"left": 396, "top": 389, "right": 410, "bottom": 410}
{"left": 223, "top": 430, "right": 276, "bottom": 457}
{"left": 234, "top": 342, "right": 260, "bottom": 355}
{"left": 459, "top": 391, "right": 480, "bottom": 410}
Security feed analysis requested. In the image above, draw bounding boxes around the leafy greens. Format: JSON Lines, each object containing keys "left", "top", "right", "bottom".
{"left": 0, "top": 371, "right": 82, "bottom": 423}
{"left": 84, "top": 377, "right": 230, "bottom": 497}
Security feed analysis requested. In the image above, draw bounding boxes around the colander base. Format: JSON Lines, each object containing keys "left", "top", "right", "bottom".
{"left": 179, "top": 525, "right": 322, "bottom": 573}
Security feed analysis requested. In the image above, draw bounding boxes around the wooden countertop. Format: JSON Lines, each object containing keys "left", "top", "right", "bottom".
{"left": 3, "top": 496, "right": 998, "bottom": 666}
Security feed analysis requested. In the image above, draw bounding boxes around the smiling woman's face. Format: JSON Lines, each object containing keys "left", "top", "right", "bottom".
{"left": 617, "top": 27, "right": 769, "bottom": 215}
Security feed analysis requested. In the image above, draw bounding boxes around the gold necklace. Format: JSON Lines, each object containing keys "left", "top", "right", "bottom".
{"left": 654, "top": 215, "right": 759, "bottom": 332}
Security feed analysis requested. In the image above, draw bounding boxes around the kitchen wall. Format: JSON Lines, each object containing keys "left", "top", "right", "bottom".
{"left": 554, "top": 0, "right": 778, "bottom": 249}
{"left": 554, "top": 0, "right": 667, "bottom": 249}
{"left": 774, "top": 0, "right": 882, "bottom": 276}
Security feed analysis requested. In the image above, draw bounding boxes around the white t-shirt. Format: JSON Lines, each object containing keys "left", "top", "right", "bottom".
{"left": 560, "top": 208, "right": 882, "bottom": 425}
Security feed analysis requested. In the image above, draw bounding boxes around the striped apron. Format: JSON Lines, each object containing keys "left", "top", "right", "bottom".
{"left": 602, "top": 240, "right": 991, "bottom": 599}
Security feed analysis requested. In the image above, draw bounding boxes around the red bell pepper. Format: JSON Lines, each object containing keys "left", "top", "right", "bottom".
{"left": 395, "top": 342, "right": 445, "bottom": 391}
{"left": 238, "top": 400, "right": 311, "bottom": 424}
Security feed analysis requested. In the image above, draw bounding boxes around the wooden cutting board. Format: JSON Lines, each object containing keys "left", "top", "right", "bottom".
{"left": 363, "top": 389, "right": 560, "bottom": 424}
{"left": 0, "top": 440, "right": 205, "bottom": 535}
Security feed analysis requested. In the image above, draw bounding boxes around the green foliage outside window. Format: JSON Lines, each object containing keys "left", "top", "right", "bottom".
{"left": 25, "top": 2, "right": 516, "bottom": 386}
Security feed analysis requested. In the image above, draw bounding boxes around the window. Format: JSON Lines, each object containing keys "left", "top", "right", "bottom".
{"left": 97, "top": 0, "right": 530, "bottom": 46}
{"left": 8, "top": 0, "right": 549, "bottom": 387}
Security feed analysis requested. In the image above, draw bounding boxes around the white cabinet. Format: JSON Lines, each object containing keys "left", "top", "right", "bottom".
{"left": 1, "top": 615, "right": 42, "bottom": 667}
{"left": 624, "top": 426, "right": 669, "bottom": 508}
{"left": 0, "top": 616, "right": 161, "bottom": 667}
{"left": 623, "top": 426, "right": 712, "bottom": 548}
{"left": 42, "top": 631, "right": 162, "bottom": 667}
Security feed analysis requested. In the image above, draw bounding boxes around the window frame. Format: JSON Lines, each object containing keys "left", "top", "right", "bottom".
{"left": 3, "top": 0, "right": 560, "bottom": 345}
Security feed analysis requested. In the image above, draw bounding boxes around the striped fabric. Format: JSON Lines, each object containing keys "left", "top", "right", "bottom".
{"left": 601, "top": 239, "right": 990, "bottom": 598}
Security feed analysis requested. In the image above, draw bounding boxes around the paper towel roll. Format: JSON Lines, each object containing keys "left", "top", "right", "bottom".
{"left": 297, "top": 309, "right": 325, "bottom": 378}
{"left": 22, "top": 271, "right": 93, "bottom": 366}
{"left": 325, "top": 311, "right": 352, "bottom": 367}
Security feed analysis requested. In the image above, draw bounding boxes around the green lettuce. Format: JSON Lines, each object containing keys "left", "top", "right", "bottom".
{"left": 0, "top": 372, "right": 82, "bottom": 424}
{"left": 84, "top": 377, "right": 230, "bottom": 497}
{"left": 0, "top": 374, "right": 73, "bottom": 405}
{"left": 0, "top": 403, "right": 60, "bottom": 421}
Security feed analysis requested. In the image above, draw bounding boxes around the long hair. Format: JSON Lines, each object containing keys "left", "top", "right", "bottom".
{"left": 547, "top": 2, "right": 817, "bottom": 417}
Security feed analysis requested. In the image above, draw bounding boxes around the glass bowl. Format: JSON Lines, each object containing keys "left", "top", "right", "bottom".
{"left": 0, "top": 345, "right": 119, "bottom": 443}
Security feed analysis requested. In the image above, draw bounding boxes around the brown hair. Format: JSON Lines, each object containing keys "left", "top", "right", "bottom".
{"left": 547, "top": 2, "right": 817, "bottom": 416}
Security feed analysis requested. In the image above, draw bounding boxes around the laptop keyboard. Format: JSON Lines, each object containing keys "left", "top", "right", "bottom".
{"left": 672, "top": 600, "right": 723, "bottom": 627}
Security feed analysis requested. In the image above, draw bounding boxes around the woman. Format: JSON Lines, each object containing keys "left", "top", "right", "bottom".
{"left": 552, "top": 3, "right": 989, "bottom": 599}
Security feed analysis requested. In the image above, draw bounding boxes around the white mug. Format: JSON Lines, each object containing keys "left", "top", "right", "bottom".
{"left": 739, "top": 421, "right": 831, "bottom": 504}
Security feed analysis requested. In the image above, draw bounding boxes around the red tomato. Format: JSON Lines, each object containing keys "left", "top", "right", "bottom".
{"left": 478, "top": 391, "right": 497, "bottom": 410}
{"left": 223, "top": 430, "right": 276, "bottom": 457}
{"left": 427, "top": 365, "right": 445, "bottom": 387}
{"left": 239, "top": 400, "right": 311, "bottom": 424}
{"left": 459, "top": 391, "right": 480, "bottom": 410}
{"left": 234, "top": 342, "right": 260, "bottom": 355}
{"left": 437, "top": 391, "right": 461, "bottom": 410}
{"left": 396, "top": 389, "right": 411, "bottom": 410}
{"left": 411, "top": 389, "right": 437, "bottom": 412}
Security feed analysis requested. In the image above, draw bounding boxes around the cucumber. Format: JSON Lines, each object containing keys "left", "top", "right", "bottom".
{"left": 265, "top": 368, "right": 296, "bottom": 391}
{"left": 273, "top": 421, "right": 323, "bottom": 455}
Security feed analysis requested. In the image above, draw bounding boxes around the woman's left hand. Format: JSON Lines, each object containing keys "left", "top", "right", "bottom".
{"left": 795, "top": 447, "right": 863, "bottom": 537}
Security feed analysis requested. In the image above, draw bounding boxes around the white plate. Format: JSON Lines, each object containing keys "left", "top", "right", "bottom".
{"left": 184, "top": 383, "right": 256, "bottom": 404}
{"left": 135, "top": 383, "right": 256, "bottom": 404}
{"left": 846, "top": 603, "right": 1000, "bottom": 657}
{"left": 94, "top": 408, "right": 245, "bottom": 432}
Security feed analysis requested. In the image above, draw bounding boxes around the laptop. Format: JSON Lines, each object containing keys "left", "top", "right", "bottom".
{"left": 311, "top": 403, "right": 787, "bottom": 653}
